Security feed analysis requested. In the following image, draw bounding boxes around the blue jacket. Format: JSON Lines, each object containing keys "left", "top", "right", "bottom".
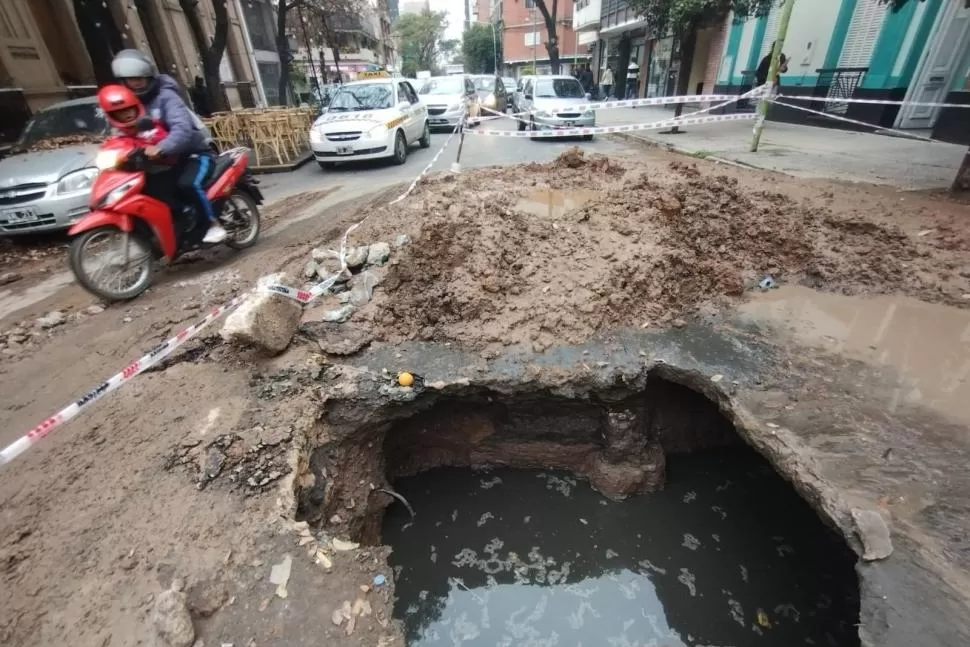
{"left": 142, "top": 74, "right": 209, "bottom": 156}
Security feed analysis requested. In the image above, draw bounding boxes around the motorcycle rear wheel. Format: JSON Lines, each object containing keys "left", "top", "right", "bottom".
{"left": 223, "top": 190, "right": 261, "bottom": 250}
{"left": 69, "top": 226, "right": 154, "bottom": 301}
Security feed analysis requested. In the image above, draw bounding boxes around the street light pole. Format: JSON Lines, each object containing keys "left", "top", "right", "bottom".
{"left": 490, "top": 21, "right": 498, "bottom": 73}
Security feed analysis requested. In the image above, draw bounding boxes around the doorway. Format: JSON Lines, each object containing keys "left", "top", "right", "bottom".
{"left": 896, "top": 2, "right": 970, "bottom": 129}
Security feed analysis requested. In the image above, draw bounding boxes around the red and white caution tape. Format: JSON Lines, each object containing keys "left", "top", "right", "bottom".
{"left": 776, "top": 93, "right": 970, "bottom": 110}
{"left": 465, "top": 112, "right": 758, "bottom": 138}
{"left": 1, "top": 296, "right": 246, "bottom": 466}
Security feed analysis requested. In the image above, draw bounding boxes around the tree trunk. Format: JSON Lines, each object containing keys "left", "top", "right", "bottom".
{"left": 615, "top": 35, "right": 631, "bottom": 100}
{"left": 669, "top": 27, "right": 698, "bottom": 134}
{"left": 277, "top": 1, "right": 291, "bottom": 105}
{"left": 134, "top": 0, "right": 176, "bottom": 78}
{"left": 951, "top": 148, "right": 970, "bottom": 192}
{"left": 180, "top": 0, "right": 230, "bottom": 112}
{"left": 321, "top": 15, "right": 343, "bottom": 83}
{"left": 536, "top": 0, "right": 560, "bottom": 73}
{"left": 319, "top": 47, "right": 327, "bottom": 84}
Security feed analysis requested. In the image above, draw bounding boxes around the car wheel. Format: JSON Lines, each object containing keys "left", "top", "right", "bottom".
{"left": 419, "top": 121, "right": 431, "bottom": 148}
{"left": 583, "top": 134, "right": 594, "bottom": 141}
{"left": 393, "top": 130, "right": 408, "bottom": 165}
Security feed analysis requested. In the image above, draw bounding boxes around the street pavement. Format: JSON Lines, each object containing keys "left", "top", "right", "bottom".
{"left": 260, "top": 115, "right": 640, "bottom": 206}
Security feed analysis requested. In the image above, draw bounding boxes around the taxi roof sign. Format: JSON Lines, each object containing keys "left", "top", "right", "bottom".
{"left": 358, "top": 70, "right": 390, "bottom": 79}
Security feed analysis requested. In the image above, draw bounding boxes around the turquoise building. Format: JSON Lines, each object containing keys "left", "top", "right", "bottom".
{"left": 713, "top": 0, "right": 970, "bottom": 144}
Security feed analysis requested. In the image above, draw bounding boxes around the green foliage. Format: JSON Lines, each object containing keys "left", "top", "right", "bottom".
{"left": 395, "top": 9, "right": 449, "bottom": 74}
{"left": 626, "top": 0, "right": 773, "bottom": 36}
{"left": 462, "top": 23, "right": 501, "bottom": 73}
{"left": 878, "top": 0, "right": 969, "bottom": 11}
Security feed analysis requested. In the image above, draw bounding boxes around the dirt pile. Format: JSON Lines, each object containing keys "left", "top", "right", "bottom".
{"left": 345, "top": 149, "right": 967, "bottom": 351}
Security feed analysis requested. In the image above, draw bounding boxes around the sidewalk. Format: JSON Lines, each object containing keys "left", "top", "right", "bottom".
{"left": 597, "top": 105, "right": 966, "bottom": 190}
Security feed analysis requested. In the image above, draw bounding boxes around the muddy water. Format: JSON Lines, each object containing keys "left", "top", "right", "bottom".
{"left": 739, "top": 285, "right": 970, "bottom": 425}
{"left": 384, "top": 450, "right": 858, "bottom": 647}
{"left": 515, "top": 189, "right": 599, "bottom": 219}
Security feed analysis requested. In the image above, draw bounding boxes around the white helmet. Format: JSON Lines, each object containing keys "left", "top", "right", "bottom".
{"left": 111, "top": 49, "right": 158, "bottom": 97}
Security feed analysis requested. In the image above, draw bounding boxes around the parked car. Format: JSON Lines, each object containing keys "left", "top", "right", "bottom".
{"left": 416, "top": 75, "right": 478, "bottom": 130}
{"left": 0, "top": 96, "right": 213, "bottom": 235}
{"left": 472, "top": 75, "right": 508, "bottom": 115}
{"left": 518, "top": 75, "right": 595, "bottom": 139}
{"left": 309, "top": 74, "right": 430, "bottom": 168}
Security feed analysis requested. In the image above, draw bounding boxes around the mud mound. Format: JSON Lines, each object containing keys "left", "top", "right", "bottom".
{"left": 350, "top": 157, "right": 962, "bottom": 351}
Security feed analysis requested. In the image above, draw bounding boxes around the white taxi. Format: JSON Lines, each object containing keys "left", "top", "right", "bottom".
{"left": 309, "top": 72, "right": 430, "bottom": 169}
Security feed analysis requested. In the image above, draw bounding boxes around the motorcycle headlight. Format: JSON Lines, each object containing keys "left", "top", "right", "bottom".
{"left": 95, "top": 151, "right": 121, "bottom": 171}
{"left": 56, "top": 167, "right": 98, "bottom": 194}
{"left": 96, "top": 178, "right": 139, "bottom": 209}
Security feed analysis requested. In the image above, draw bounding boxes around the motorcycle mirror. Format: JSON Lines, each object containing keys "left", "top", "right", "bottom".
{"left": 134, "top": 116, "right": 155, "bottom": 133}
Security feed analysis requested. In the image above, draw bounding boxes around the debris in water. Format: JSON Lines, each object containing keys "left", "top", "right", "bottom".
{"left": 756, "top": 608, "right": 771, "bottom": 628}
{"left": 269, "top": 555, "right": 292, "bottom": 599}
{"left": 682, "top": 533, "right": 701, "bottom": 551}
{"left": 579, "top": 518, "right": 588, "bottom": 525}
{"left": 682, "top": 490, "right": 697, "bottom": 503}
{"left": 379, "top": 487, "right": 416, "bottom": 518}
{"left": 373, "top": 574, "right": 386, "bottom": 587}
{"left": 740, "top": 564, "right": 749, "bottom": 583}
{"left": 605, "top": 549, "right": 618, "bottom": 559}
{"left": 477, "top": 512, "right": 494, "bottom": 527}
{"left": 758, "top": 275, "right": 776, "bottom": 290}
{"left": 480, "top": 476, "right": 503, "bottom": 489}
{"left": 678, "top": 568, "right": 697, "bottom": 596}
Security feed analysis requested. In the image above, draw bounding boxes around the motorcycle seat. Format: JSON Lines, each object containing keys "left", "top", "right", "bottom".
{"left": 205, "top": 153, "right": 235, "bottom": 187}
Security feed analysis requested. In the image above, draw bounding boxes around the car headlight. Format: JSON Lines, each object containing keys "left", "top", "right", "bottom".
{"left": 450, "top": 103, "right": 462, "bottom": 112}
{"left": 96, "top": 178, "right": 139, "bottom": 209}
{"left": 57, "top": 167, "right": 98, "bottom": 195}
{"left": 367, "top": 124, "right": 388, "bottom": 139}
{"left": 583, "top": 108, "right": 595, "bottom": 117}
{"left": 309, "top": 127, "right": 324, "bottom": 143}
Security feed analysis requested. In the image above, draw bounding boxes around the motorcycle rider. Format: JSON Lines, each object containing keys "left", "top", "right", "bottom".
{"left": 97, "top": 84, "right": 169, "bottom": 147}
{"left": 110, "top": 49, "right": 226, "bottom": 244}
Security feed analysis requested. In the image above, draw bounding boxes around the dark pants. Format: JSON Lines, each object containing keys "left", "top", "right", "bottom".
{"left": 174, "top": 153, "right": 217, "bottom": 225}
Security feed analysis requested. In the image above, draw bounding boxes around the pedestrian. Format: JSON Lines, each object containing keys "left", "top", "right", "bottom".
{"left": 581, "top": 64, "right": 594, "bottom": 95}
{"left": 755, "top": 42, "right": 788, "bottom": 92}
{"left": 189, "top": 76, "right": 211, "bottom": 117}
{"left": 601, "top": 65, "right": 615, "bottom": 100}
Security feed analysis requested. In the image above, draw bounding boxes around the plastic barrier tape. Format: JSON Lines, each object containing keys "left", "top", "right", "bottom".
{"left": 0, "top": 296, "right": 246, "bottom": 466}
{"left": 464, "top": 112, "right": 758, "bottom": 138}
{"left": 776, "top": 94, "right": 970, "bottom": 110}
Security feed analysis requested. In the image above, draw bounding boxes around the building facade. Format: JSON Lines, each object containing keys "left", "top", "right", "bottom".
{"left": 0, "top": 0, "right": 265, "bottom": 144}
{"left": 713, "top": 0, "right": 970, "bottom": 143}
{"left": 292, "top": 0, "right": 395, "bottom": 84}
{"left": 497, "top": 0, "right": 585, "bottom": 76}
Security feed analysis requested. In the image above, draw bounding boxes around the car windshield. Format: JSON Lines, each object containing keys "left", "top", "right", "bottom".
{"left": 473, "top": 77, "right": 494, "bottom": 91}
{"left": 418, "top": 77, "right": 464, "bottom": 95}
{"left": 535, "top": 78, "right": 585, "bottom": 99}
{"left": 17, "top": 102, "right": 108, "bottom": 150}
{"left": 328, "top": 83, "right": 393, "bottom": 111}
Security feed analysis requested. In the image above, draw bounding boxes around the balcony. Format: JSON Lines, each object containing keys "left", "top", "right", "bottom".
{"left": 573, "top": 0, "right": 601, "bottom": 31}
{"left": 330, "top": 14, "right": 380, "bottom": 41}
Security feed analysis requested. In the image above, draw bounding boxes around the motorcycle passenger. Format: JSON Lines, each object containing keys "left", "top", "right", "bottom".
{"left": 110, "top": 49, "right": 226, "bottom": 244}
{"left": 97, "top": 84, "right": 169, "bottom": 147}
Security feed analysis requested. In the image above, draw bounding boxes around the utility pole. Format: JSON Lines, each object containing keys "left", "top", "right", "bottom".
{"left": 532, "top": 7, "right": 537, "bottom": 72}
{"left": 298, "top": 5, "right": 319, "bottom": 91}
{"left": 750, "top": 0, "right": 795, "bottom": 152}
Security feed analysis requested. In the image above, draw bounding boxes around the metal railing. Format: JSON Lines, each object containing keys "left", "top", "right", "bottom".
{"left": 812, "top": 67, "right": 868, "bottom": 115}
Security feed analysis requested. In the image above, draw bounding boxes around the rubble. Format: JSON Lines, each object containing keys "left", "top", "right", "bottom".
{"left": 151, "top": 582, "right": 196, "bottom": 647}
{"left": 220, "top": 273, "right": 302, "bottom": 354}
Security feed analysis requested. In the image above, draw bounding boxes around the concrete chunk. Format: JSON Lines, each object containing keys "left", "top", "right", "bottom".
{"left": 852, "top": 508, "right": 893, "bottom": 561}
{"left": 221, "top": 273, "right": 302, "bottom": 354}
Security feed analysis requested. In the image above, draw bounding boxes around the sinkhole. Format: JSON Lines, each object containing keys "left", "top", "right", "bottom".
{"left": 298, "top": 372, "right": 861, "bottom": 646}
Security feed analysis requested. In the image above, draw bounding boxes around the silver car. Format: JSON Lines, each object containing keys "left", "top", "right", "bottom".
{"left": 518, "top": 75, "right": 595, "bottom": 139}
{"left": 0, "top": 96, "right": 213, "bottom": 236}
{"left": 417, "top": 75, "right": 476, "bottom": 130}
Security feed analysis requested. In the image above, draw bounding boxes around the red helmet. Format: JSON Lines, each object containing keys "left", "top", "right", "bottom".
{"left": 97, "top": 84, "right": 145, "bottom": 129}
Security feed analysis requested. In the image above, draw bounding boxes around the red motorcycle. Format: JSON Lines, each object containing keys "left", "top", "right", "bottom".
{"left": 68, "top": 126, "right": 262, "bottom": 301}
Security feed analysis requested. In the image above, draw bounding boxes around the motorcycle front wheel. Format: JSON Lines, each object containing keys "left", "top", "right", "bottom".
{"left": 69, "top": 226, "right": 154, "bottom": 302}
{"left": 223, "top": 190, "right": 261, "bottom": 250}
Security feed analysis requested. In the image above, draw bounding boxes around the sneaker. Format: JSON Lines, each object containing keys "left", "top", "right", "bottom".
{"left": 203, "top": 224, "right": 227, "bottom": 244}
